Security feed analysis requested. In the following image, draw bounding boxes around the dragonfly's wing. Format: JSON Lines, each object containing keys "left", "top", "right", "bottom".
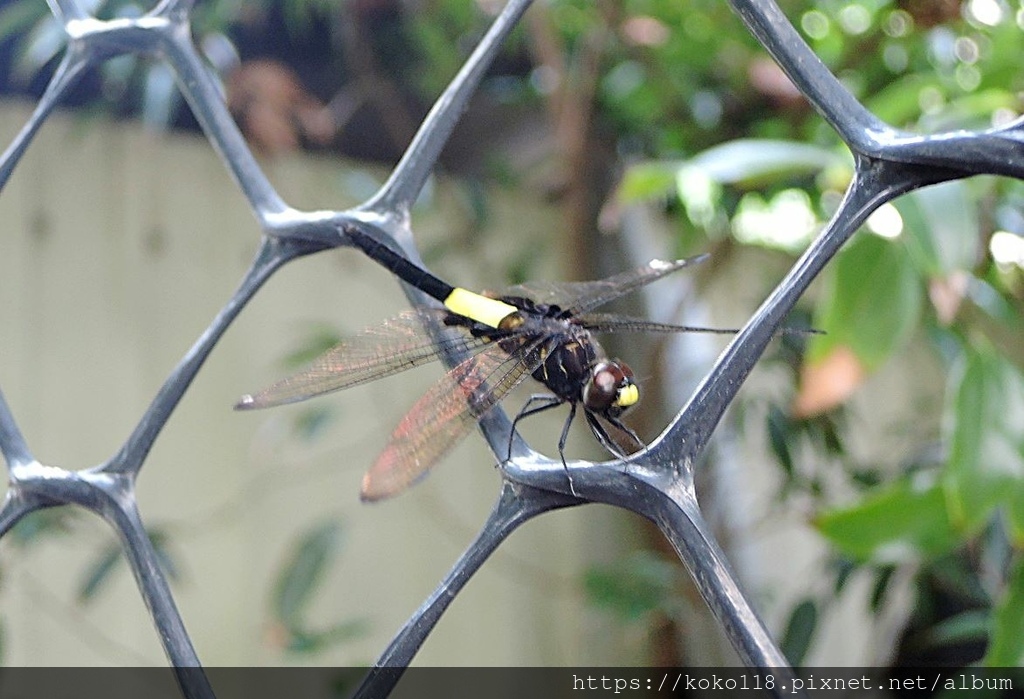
{"left": 578, "top": 313, "right": 821, "bottom": 337}
{"left": 236, "top": 308, "right": 488, "bottom": 409}
{"left": 360, "top": 338, "right": 542, "bottom": 501}
{"left": 502, "top": 255, "right": 708, "bottom": 315}
{"left": 577, "top": 312, "right": 738, "bottom": 335}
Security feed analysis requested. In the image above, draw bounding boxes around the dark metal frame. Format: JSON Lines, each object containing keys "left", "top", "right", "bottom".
{"left": 1, "top": 0, "right": 1019, "bottom": 696}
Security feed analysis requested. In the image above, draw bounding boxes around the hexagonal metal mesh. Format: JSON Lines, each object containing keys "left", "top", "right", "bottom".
{"left": 2, "top": 1, "right": 1020, "bottom": 696}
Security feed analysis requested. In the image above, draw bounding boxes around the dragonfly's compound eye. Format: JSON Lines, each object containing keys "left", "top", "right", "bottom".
{"left": 584, "top": 361, "right": 640, "bottom": 415}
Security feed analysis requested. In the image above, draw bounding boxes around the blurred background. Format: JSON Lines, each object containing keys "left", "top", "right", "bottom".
{"left": 0, "top": 0, "right": 1023, "bottom": 671}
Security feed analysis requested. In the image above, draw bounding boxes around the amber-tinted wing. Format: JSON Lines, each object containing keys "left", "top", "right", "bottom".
{"left": 360, "top": 337, "right": 543, "bottom": 501}
{"left": 502, "top": 255, "right": 708, "bottom": 315}
{"left": 235, "top": 308, "right": 488, "bottom": 410}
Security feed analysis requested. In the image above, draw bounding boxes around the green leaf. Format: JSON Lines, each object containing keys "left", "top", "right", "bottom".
{"left": 76, "top": 528, "right": 179, "bottom": 605}
{"left": 615, "top": 139, "right": 844, "bottom": 205}
{"left": 269, "top": 520, "right": 365, "bottom": 655}
{"left": 921, "top": 609, "right": 990, "bottom": 650}
{"left": 831, "top": 557, "right": 857, "bottom": 595}
{"left": 77, "top": 544, "right": 123, "bottom": 603}
{"left": 0, "top": 0, "right": 48, "bottom": 43}
{"left": 808, "top": 233, "right": 922, "bottom": 371}
{"left": 272, "top": 519, "right": 344, "bottom": 626}
{"left": 921, "top": 89, "right": 1021, "bottom": 132}
{"left": 10, "top": 510, "right": 69, "bottom": 546}
{"left": 141, "top": 63, "right": 179, "bottom": 127}
{"left": 944, "top": 346, "right": 1024, "bottom": 535}
{"left": 897, "top": 182, "right": 979, "bottom": 277}
{"left": 583, "top": 551, "right": 681, "bottom": 621}
{"left": 816, "top": 477, "right": 959, "bottom": 560}
{"left": 77, "top": 528, "right": 178, "bottom": 603}
{"left": 684, "top": 139, "right": 845, "bottom": 187}
{"left": 1009, "top": 497, "right": 1024, "bottom": 552}
{"left": 615, "top": 161, "right": 680, "bottom": 204}
{"left": 283, "top": 325, "right": 343, "bottom": 369}
{"left": 780, "top": 599, "right": 817, "bottom": 666}
{"left": 864, "top": 73, "right": 941, "bottom": 126}
{"left": 148, "top": 530, "right": 179, "bottom": 583}
{"left": 292, "top": 405, "right": 337, "bottom": 441}
{"left": 15, "top": 16, "right": 65, "bottom": 81}
{"left": 869, "top": 565, "right": 896, "bottom": 612}
{"left": 286, "top": 620, "right": 368, "bottom": 653}
{"left": 984, "top": 555, "right": 1024, "bottom": 666}
{"left": 766, "top": 405, "right": 794, "bottom": 477}
{"left": 928, "top": 552, "right": 990, "bottom": 607}
{"left": 958, "top": 278, "right": 1024, "bottom": 374}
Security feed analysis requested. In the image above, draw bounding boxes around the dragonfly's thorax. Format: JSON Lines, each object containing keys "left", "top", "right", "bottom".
{"left": 499, "top": 295, "right": 570, "bottom": 320}
{"left": 531, "top": 331, "right": 601, "bottom": 401}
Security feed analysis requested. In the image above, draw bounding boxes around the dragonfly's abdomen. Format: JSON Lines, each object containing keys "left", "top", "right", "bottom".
{"left": 345, "top": 225, "right": 519, "bottom": 330}
{"left": 445, "top": 287, "right": 518, "bottom": 329}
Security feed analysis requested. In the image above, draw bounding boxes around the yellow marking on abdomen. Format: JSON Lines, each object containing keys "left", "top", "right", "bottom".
{"left": 615, "top": 384, "right": 640, "bottom": 408}
{"left": 444, "top": 287, "right": 517, "bottom": 329}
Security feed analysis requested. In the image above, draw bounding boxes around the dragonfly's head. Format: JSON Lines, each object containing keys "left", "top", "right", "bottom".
{"left": 583, "top": 360, "right": 639, "bottom": 418}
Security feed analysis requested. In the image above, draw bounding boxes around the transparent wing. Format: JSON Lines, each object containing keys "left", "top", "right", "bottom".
{"left": 578, "top": 313, "right": 820, "bottom": 337}
{"left": 360, "top": 338, "right": 543, "bottom": 501}
{"left": 502, "top": 254, "right": 708, "bottom": 315}
{"left": 236, "top": 308, "right": 488, "bottom": 409}
{"left": 576, "top": 312, "right": 738, "bottom": 335}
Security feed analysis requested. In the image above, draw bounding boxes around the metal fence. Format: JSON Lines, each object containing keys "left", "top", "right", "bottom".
{"left": 2, "top": 0, "right": 1022, "bottom": 696}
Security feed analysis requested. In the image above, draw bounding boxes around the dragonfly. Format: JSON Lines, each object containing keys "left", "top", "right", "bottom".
{"left": 236, "top": 225, "right": 738, "bottom": 501}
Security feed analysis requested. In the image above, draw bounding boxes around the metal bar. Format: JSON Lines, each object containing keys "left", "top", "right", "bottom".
{"left": 363, "top": 0, "right": 536, "bottom": 216}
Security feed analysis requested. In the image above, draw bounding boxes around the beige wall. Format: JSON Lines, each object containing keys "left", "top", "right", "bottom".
{"left": 0, "top": 103, "right": 639, "bottom": 666}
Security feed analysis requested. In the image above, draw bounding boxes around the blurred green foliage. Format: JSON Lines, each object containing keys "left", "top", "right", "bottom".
{"left": 546, "top": 0, "right": 1024, "bottom": 670}
{"left": 601, "top": 0, "right": 1024, "bottom": 669}
{"left": 269, "top": 519, "right": 368, "bottom": 654}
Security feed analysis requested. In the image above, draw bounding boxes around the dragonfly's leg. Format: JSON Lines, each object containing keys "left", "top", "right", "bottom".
{"left": 507, "top": 394, "right": 563, "bottom": 460}
{"left": 604, "top": 414, "right": 645, "bottom": 451}
{"left": 585, "top": 410, "right": 626, "bottom": 458}
{"left": 584, "top": 410, "right": 631, "bottom": 460}
{"left": 557, "top": 402, "right": 579, "bottom": 497}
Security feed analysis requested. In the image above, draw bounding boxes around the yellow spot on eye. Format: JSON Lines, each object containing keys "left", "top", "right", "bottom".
{"left": 615, "top": 384, "right": 640, "bottom": 407}
{"left": 445, "top": 288, "right": 517, "bottom": 329}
